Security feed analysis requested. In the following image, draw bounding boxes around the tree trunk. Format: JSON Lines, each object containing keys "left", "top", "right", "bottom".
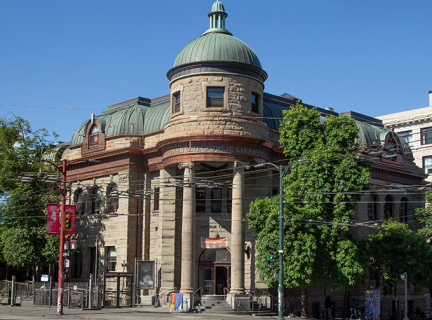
{"left": 301, "top": 286, "right": 308, "bottom": 317}
{"left": 375, "top": 270, "right": 380, "bottom": 288}
{"left": 343, "top": 289, "right": 350, "bottom": 320}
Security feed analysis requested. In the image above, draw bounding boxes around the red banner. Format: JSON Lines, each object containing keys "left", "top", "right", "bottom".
{"left": 46, "top": 204, "right": 76, "bottom": 235}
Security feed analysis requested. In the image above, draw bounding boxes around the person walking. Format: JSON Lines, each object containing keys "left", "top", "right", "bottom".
{"left": 325, "top": 296, "right": 333, "bottom": 320}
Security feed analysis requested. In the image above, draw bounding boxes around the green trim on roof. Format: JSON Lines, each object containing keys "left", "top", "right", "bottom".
{"left": 70, "top": 99, "right": 170, "bottom": 145}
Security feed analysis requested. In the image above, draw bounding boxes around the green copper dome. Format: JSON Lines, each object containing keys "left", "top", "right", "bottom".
{"left": 168, "top": 0, "right": 266, "bottom": 82}
{"left": 172, "top": 33, "right": 262, "bottom": 69}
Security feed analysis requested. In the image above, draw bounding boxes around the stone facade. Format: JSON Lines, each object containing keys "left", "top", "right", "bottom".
{"left": 60, "top": 0, "right": 429, "bottom": 316}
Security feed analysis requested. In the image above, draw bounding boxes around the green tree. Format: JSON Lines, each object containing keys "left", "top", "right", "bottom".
{"left": 415, "top": 191, "right": 432, "bottom": 240}
{"left": 247, "top": 102, "right": 371, "bottom": 316}
{"left": 0, "top": 117, "right": 60, "bottom": 278}
{"left": 360, "top": 220, "right": 432, "bottom": 297}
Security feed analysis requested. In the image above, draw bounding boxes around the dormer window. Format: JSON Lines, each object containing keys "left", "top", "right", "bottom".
{"left": 89, "top": 125, "right": 99, "bottom": 146}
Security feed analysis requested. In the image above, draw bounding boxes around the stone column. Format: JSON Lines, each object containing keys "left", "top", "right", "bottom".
{"left": 179, "top": 162, "right": 196, "bottom": 294}
{"left": 231, "top": 162, "right": 245, "bottom": 294}
{"left": 159, "top": 167, "right": 177, "bottom": 289}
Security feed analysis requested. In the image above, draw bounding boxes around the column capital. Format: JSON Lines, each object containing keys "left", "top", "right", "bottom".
{"left": 228, "top": 161, "right": 249, "bottom": 170}
{"left": 178, "top": 162, "right": 201, "bottom": 170}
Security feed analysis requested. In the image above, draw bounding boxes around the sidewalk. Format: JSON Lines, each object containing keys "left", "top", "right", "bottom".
{"left": 0, "top": 305, "right": 282, "bottom": 320}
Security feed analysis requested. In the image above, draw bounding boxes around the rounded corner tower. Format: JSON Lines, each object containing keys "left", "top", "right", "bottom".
{"left": 165, "top": 0, "right": 269, "bottom": 143}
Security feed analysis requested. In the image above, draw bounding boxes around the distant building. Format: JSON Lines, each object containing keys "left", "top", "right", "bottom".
{"left": 376, "top": 91, "right": 432, "bottom": 182}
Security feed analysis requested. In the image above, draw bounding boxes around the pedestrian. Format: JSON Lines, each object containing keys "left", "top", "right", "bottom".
{"left": 325, "top": 296, "right": 332, "bottom": 320}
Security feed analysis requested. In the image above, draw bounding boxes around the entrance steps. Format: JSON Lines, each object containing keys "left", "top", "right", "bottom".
{"left": 196, "top": 295, "right": 235, "bottom": 314}
{"left": 250, "top": 300, "right": 277, "bottom": 317}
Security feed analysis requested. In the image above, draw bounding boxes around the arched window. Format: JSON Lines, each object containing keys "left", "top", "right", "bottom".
{"left": 384, "top": 195, "right": 394, "bottom": 219}
{"left": 198, "top": 249, "right": 230, "bottom": 262}
{"left": 89, "top": 125, "right": 100, "bottom": 146}
{"left": 90, "top": 186, "right": 101, "bottom": 214}
{"left": 368, "top": 194, "right": 379, "bottom": 220}
{"left": 107, "top": 184, "right": 119, "bottom": 213}
{"left": 399, "top": 197, "right": 409, "bottom": 223}
{"left": 75, "top": 188, "right": 84, "bottom": 215}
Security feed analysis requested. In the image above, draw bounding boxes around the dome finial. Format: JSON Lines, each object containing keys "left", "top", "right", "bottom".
{"left": 203, "top": 0, "right": 232, "bottom": 36}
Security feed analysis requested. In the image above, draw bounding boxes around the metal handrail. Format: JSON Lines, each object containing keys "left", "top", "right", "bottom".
{"left": 245, "top": 287, "right": 277, "bottom": 314}
{"left": 250, "top": 287, "right": 278, "bottom": 300}
{"left": 158, "top": 287, "right": 177, "bottom": 297}
{"left": 191, "top": 287, "right": 202, "bottom": 297}
{"left": 189, "top": 287, "right": 202, "bottom": 311}
{"left": 232, "top": 295, "right": 252, "bottom": 316}
{"left": 223, "top": 287, "right": 229, "bottom": 301}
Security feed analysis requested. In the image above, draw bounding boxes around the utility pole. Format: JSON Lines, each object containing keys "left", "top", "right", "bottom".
{"left": 57, "top": 160, "right": 66, "bottom": 315}
{"left": 255, "top": 161, "right": 301, "bottom": 320}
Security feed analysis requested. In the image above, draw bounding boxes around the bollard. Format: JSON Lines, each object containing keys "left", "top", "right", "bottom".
{"left": 88, "top": 274, "right": 93, "bottom": 309}
{"left": 10, "top": 276, "right": 16, "bottom": 306}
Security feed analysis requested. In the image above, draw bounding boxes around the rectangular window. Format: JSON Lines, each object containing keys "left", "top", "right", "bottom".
{"left": 398, "top": 130, "right": 413, "bottom": 147}
{"left": 226, "top": 188, "right": 232, "bottom": 214}
{"left": 251, "top": 93, "right": 259, "bottom": 113}
{"left": 173, "top": 92, "right": 181, "bottom": 113}
{"left": 106, "top": 247, "right": 117, "bottom": 272}
{"left": 207, "top": 87, "right": 224, "bottom": 108}
{"left": 154, "top": 187, "right": 160, "bottom": 211}
{"left": 196, "top": 188, "right": 206, "bottom": 213}
{"left": 211, "top": 188, "right": 222, "bottom": 213}
{"left": 421, "top": 127, "right": 432, "bottom": 145}
{"left": 423, "top": 156, "right": 432, "bottom": 174}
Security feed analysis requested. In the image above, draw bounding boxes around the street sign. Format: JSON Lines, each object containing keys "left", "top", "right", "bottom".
{"left": 273, "top": 271, "right": 279, "bottom": 279}
{"left": 41, "top": 274, "right": 49, "bottom": 282}
{"left": 64, "top": 259, "right": 70, "bottom": 268}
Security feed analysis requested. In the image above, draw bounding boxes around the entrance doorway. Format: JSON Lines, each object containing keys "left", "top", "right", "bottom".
{"left": 198, "top": 249, "right": 230, "bottom": 295}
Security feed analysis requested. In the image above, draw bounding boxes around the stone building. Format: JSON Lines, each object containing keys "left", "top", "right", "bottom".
{"left": 61, "top": 1, "right": 428, "bottom": 315}
{"left": 377, "top": 91, "right": 432, "bottom": 182}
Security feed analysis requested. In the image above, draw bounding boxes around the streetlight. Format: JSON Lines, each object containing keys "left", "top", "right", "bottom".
{"left": 254, "top": 161, "right": 299, "bottom": 320}
{"left": 400, "top": 272, "right": 408, "bottom": 320}
{"left": 32, "top": 157, "right": 99, "bottom": 315}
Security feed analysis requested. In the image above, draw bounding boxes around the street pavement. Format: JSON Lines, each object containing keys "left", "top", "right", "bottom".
{"left": 0, "top": 305, "right": 282, "bottom": 320}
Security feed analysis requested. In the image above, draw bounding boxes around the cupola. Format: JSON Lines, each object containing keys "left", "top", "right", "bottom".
{"left": 167, "top": 0, "right": 267, "bottom": 84}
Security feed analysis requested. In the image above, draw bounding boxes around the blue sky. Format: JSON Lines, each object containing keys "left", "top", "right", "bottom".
{"left": 1, "top": 0, "right": 431, "bottom": 143}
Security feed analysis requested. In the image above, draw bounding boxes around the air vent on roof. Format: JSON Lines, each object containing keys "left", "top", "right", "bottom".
{"left": 324, "top": 107, "right": 335, "bottom": 112}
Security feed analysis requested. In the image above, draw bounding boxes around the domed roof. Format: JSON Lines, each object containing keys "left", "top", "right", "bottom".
{"left": 168, "top": 1, "right": 266, "bottom": 82}
{"left": 172, "top": 33, "right": 262, "bottom": 69}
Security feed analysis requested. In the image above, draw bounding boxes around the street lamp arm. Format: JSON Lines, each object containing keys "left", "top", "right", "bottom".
{"left": 31, "top": 158, "right": 63, "bottom": 174}
{"left": 32, "top": 157, "right": 100, "bottom": 173}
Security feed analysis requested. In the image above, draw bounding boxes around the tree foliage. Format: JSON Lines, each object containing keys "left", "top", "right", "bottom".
{"left": 247, "top": 102, "right": 371, "bottom": 293}
{"left": 360, "top": 220, "right": 432, "bottom": 294}
{"left": 0, "top": 117, "right": 60, "bottom": 271}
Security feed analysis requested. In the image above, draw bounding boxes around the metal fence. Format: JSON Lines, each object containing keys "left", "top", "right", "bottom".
{"left": 0, "top": 280, "right": 10, "bottom": 304}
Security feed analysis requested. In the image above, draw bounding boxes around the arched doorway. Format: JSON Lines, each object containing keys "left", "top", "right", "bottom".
{"left": 198, "top": 249, "right": 230, "bottom": 295}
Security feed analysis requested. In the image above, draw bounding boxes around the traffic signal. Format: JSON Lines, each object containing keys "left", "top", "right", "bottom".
{"left": 269, "top": 246, "right": 275, "bottom": 266}
{"left": 65, "top": 213, "right": 73, "bottom": 231}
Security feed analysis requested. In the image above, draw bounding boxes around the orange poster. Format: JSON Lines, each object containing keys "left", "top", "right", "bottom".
{"left": 170, "top": 293, "right": 176, "bottom": 309}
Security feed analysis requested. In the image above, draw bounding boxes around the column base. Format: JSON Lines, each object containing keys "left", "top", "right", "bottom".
{"left": 230, "top": 288, "right": 246, "bottom": 295}
{"left": 180, "top": 288, "right": 194, "bottom": 295}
